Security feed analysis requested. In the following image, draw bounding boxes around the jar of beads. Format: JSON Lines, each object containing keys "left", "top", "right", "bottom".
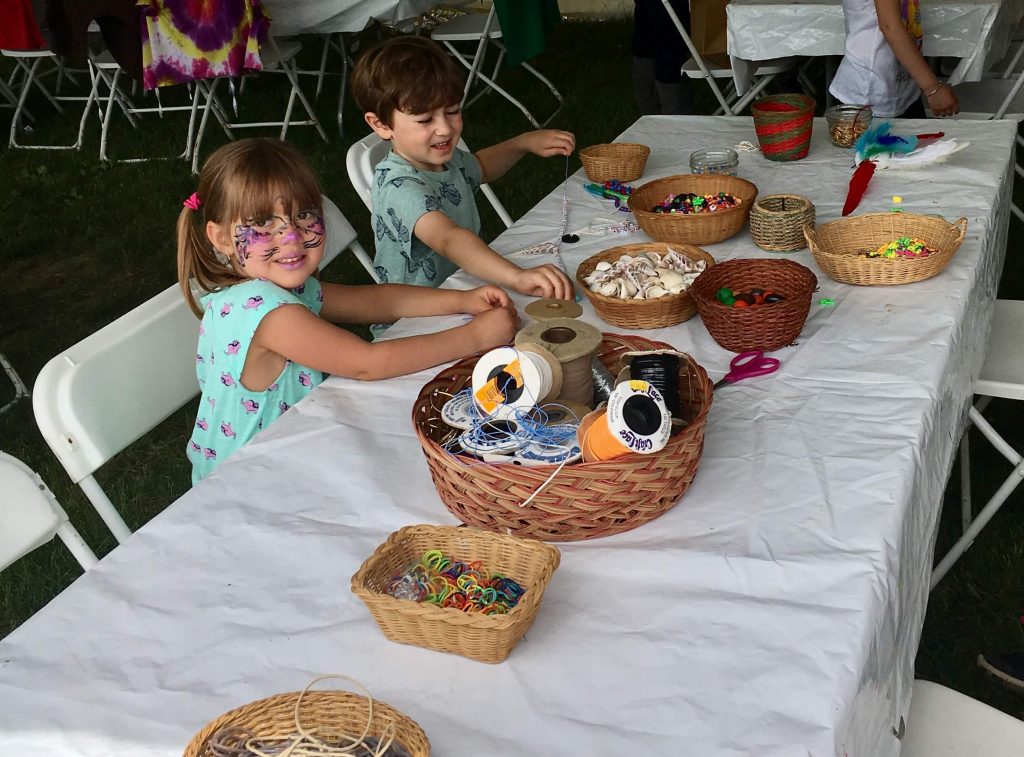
{"left": 689, "top": 148, "right": 739, "bottom": 176}
{"left": 825, "top": 104, "right": 873, "bottom": 148}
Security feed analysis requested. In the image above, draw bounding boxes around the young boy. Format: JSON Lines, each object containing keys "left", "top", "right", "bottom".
{"left": 351, "top": 35, "right": 575, "bottom": 304}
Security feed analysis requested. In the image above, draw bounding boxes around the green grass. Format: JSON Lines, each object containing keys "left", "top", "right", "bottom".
{"left": 1, "top": 15, "right": 1023, "bottom": 720}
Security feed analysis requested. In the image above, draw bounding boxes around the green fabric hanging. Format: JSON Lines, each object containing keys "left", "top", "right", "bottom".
{"left": 492, "top": 0, "right": 560, "bottom": 68}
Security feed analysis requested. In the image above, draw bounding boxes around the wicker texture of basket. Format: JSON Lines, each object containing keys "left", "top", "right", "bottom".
{"left": 576, "top": 242, "right": 715, "bottom": 329}
{"left": 351, "top": 525, "right": 560, "bottom": 664}
{"left": 690, "top": 258, "right": 817, "bottom": 352}
{"left": 184, "top": 691, "right": 431, "bottom": 757}
{"left": 628, "top": 174, "right": 758, "bottom": 245}
{"left": 804, "top": 213, "right": 968, "bottom": 286}
{"left": 579, "top": 142, "right": 650, "bottom": 182}
{"left": 413, "top": 335, "right": 713, "bottom": 542}
{"left": 752, "top": 94, "right": 816, "bottom": 161}
{"left": 749, "top": 195, "right": 815, "bottom": 252}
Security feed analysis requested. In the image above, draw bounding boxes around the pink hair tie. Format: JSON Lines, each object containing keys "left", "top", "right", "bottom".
{"left": 183, "top": 192, "right": 202, "bottom": 211}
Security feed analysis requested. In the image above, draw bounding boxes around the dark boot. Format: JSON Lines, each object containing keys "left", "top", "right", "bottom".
{"left": 633, "top": 55, "right": 660, "bottom": 115}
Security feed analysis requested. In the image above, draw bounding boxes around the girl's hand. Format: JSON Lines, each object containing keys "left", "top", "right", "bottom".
{"left": 512, "top": 265, "right": 575, "bottom": 301}
{"left": 927, "top": 84, "right": 959, "bottom": 117}
{"left": 461, "top": 285, "right": 512, "bottom": 315}
{"left": 519, "top": 129, "right": 576, "bottom": 158}
{"left": 467, "top": 304, "right": 520, "bottom": 351}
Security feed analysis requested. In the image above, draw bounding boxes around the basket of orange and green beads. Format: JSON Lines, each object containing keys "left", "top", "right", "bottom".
{"left": 351, "top": 525, "right": 560, "bottom": 664}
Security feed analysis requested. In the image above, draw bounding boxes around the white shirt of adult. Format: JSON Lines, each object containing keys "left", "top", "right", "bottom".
{"left": 829, "top": 0, "right": 920, "bottom": 117}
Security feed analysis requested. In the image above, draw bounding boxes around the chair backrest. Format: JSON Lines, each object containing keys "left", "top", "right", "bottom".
{"left": 0, "top": 451, "right": 97, "bottom": 571}
{"left": 901, "top": 680, "right": 1024, "bottom": 756}
{"left": 320, "top": 193, "right": 379, "bottom": 282}
{"left": 345, "top": 132, "right": 514, "bottom": 228}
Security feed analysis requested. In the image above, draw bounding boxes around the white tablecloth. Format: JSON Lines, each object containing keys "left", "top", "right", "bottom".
{"left": 727, "top": 0, "right": 1024, "bottom": 94}
{"left": 0, "top": 116, "right": 1015, "bottom": 756}
{"left": 261, "top": 0, "right": 437, "bottom": 36}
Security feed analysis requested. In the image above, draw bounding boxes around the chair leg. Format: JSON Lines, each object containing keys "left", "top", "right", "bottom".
{"left": 79, "top": 475, "right": 133, "bottom": 544}
{"left": 960, "top": 430, "right": 973, "bottom": 532}
{"left": 55, "top": 522, "right": 99, "bottom": 570}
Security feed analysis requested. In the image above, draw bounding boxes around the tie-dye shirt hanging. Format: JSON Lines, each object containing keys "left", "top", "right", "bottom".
{"left": 137, "top": 0, "right": 270, "bottom": 90}
{"left": 901, "top": 0, "right": 922, "bottom": 50}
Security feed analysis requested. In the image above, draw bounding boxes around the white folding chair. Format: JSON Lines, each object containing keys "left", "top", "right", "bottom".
{"left": 659, "top": 0, "right": 799, "bottom": 116}
{"left": 0, "top": 451, "right": 98, "bottom": 572}
{"left": 901, "top": 679, "right": 1024, "bottom": 755}
{"left": 931, "top": 300, "right": 1024, "bottom": 588}
{"left": 431, "top": 5, "right": 563, "bottom": 129}
{"left": 345, "top": 132, "right": 514, "bottom": 229}
{"left": 320, "top": 195, "right": 378, "bottom": 281}
{"left": 191, "top": 34, "right": 328, "bottom": 175}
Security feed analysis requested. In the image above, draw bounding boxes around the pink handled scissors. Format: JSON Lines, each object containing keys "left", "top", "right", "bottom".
{"left": 713, "top": 350, "right": 781, "bottom": 390}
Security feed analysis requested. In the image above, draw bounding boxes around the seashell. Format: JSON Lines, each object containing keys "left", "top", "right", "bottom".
{"left": 618, "top": 255, "right": 634, "bottom": 265}
{"left": 595, "top": 281, "right": 618, "bottom": 296}
{"left": 644, "top": 250, "right": 662, "bottom": 264}
{"left": 657, "top": 269, "right": 685, "bottom": 289}
{"left": 668, "top": 284, "right": 686, "bottom": 295}
{"left": 646, "top": 286, "right": 669, "bottom": 299}
{"left": 621, "top": 279, "right": 639, "bottom": 298}
{"left": 595, "top": 261, "right": 612, "bottom": 271}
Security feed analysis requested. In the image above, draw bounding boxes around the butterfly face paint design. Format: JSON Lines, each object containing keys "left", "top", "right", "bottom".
{"left": 233, "top": 208, "right": 324, "bottom": 268}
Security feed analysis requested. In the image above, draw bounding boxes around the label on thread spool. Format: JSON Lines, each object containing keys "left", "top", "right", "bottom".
{"left": 459, "top": 418, "right": 523, "bottom": 457}
{"left": 605, "top": 380, "right": 672, "bottom": 454}
{"left": 513, "top": 424, "right": 582, "bottom": 467}
{"left": 471, "top": 347, "right": 554, "bottom": 419}
{"left": 441, "top": 391, "right": 478, "bottom": 430}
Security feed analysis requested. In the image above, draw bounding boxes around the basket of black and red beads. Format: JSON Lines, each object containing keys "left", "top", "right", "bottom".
{"left": 690, "top": 258, "right": 817, "bottom": 352}
{"left": 629, "top": 174, "right": 758, "bottom": 245}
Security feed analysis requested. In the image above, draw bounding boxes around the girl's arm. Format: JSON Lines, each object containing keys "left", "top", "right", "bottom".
{"left": 251, "top": 302, "right": 518, "bottom": 381}
{"left": 414, "top": 210, "right": 574, "bottom": 300}
{"left": 874, "top": 0, "right": 959, "bottom": 115}
{"left": 318, "top": 281, "right": 511, "bottom": 325}
{"left": 474, "top": 129, "right": 575, "bottom": 183}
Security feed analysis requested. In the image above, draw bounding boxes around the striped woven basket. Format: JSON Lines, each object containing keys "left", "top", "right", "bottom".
{"left": 752, "top": 94, "right": 816, "bottom": 162}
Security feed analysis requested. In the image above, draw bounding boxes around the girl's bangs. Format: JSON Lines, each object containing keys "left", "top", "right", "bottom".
{"left": 224, "top": 149, "right": 323, "bottom": 223}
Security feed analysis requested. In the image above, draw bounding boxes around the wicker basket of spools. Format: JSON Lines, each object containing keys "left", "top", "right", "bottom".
{"left": 690, "top": 258, "right": 817, "bottom": 352}
{"left": 752, "top": 94, "right": 816, "bottom": 161}
{"left": 579, "top": 142, "right": 650, "bottom": 182}
{"left": 184, "top": 685, "right": 431, "bottom": 757}
{"left": 749, "top": 195, "right": 816, "bottom": 252}
{"left": 628, "top": 174, "right": 758, "bottom": 245}
{"left": 804, "top": 212, "right": 967, "bottom": 285}
{"left": 576, "top": 242, "right": 715, "bottom": 329}
{"left": 412, "top": 334, "right": 713, "bottom": 542}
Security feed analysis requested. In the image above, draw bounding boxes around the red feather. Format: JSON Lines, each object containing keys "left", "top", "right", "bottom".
{"left": 843, "top": 160, "right": 877, "bottom": 216}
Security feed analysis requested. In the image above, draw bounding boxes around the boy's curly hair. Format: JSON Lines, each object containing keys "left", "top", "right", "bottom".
{"left": 351, "top": 35, "right": 465, "bottom": 126}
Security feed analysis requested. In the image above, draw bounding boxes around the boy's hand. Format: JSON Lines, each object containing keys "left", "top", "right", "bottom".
{"left": 461, "top": 285, "right": 513, "bottom": 315}
{"left": 467, "top": 304, "right": 520, "bottom": 351}
{"left": 519, "top": 129, "right": 576, "bottom": 158}
{"left": 511, "top": 265, "right": 575, "bottom": 301}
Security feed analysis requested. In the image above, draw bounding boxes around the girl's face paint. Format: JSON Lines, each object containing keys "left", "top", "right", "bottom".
{"left": 229, "top": 199, "right": 324, "bottom": 288}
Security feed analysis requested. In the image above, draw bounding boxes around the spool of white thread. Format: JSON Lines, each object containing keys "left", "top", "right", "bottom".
{"left": 604, "top": 380, "right": 672, "bottom": 454}
{"left": 471, "top": 347, "right": 558, "bottom": 419}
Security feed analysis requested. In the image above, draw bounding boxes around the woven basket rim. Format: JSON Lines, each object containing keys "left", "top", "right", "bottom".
{"left": 580, "top": 142, "right": 651, "bottom": 158}
{"left": 350, "top": 524, "right": 561, "bottom": 630}
{"left": 629, "top": 174, "right": 758, "bottom": 220}
{"left": 804, "top": 213, "right": 968, "bottom": 263}
{"left": 575, "top": 242, "right": 715, "bottom": 307}
{"left": 690, "top": 257, "right": 818, "bottom": 304}
{"left": 752, "top": 93, "right": 816, "bottom": 113}
{"left": 752, "top": 194, "right": 814, "bottom": 218}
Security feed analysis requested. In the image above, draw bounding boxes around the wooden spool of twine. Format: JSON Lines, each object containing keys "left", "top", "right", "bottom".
{"left": 515, "top": 318, "right": 603, "bottom": 408}
{"left": 749, "top": 194, "right": 816, "bottom": 252}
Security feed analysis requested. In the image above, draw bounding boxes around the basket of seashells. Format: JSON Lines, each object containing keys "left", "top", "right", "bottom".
{"left": 576, "top": 242, "right": 715, "bottom": 329}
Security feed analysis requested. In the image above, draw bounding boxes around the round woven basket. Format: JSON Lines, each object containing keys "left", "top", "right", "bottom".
{"left": 184, "top": 690, "right": 431, "bottom": 757}
{"left": 412, "top": 334, "right": 713, "bottom": 542}
{"left": 804, "top": 213, "right": 968, "bottom": 286}
{"left": 579, "top": 142, "right": 650, "bottom": 182}
{"left": 628, "top": 174, "right": 758, "bottom": 245}
{"left": 576, "top": 242, "right": 715, "bottom": 329}
{"left": 752, "top": 94, "right": 816, "bottom": 162}
{"left": 749, "top": 194, "right": 816, "bottom": 252}
{"left": 690, "top": 258, "right": 817, "bottom": 352}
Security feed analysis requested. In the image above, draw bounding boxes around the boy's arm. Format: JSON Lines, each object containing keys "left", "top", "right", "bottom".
{"left": 318, "top": 281, "right": 511, "bottom": 325}
{"left": 874, "top": 0, "right": 958, "bottom": 115}
{"left": 414, "top": 210, "right": 574, "bottom": 300}
{"left": 474, "top": 129, "right": 575, "bottom": 183}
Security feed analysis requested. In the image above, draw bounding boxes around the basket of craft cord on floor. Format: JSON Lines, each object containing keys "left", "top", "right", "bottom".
{"left": 183, "top": 675, "right": 431, "bottom": 757}
{"left": 412, "top": 334, "right": 713, "bottom": 542}
{"left": 352, "top": 524, "right": 560, "bottom": 664}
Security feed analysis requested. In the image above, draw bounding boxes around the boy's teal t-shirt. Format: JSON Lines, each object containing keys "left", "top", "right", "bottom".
{"left": 187, "top": 277, "right": 324, "bottom": 484}
{"left": 370, "top": 147, "right": 482, "bottom": 288}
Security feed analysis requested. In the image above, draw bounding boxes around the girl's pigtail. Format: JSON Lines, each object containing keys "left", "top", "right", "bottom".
{"left": 176, "top": 204, "right": 210, "bottom": 318}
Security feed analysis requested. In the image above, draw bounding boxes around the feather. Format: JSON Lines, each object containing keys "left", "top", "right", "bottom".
{"left": 843, "top": 159, "right": 877, "bottom": 216}
{"left": 854, "top": 121, "right": 918, "bottom": 164}
{"left": 882, "top": 139, "right": 969, "bottom": 170}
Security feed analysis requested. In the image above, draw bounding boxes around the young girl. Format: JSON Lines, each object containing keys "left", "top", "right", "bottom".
{"left": 178, "top": 138, "right": 518, "bottom": 483}
{"left": 830, "top": 0, "right": 959, "bottom": 118}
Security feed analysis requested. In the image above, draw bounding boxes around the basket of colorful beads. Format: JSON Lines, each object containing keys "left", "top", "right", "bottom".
{"left": 579, "top": 142, "right": 650, "bottom": 182}
{"left": 576, "top": 242, "right": 714, "bottom": 329}
{"left": 628, "top": 174, "right": 758, "bottom": 245}
{"left": 690, "top": 258, "right": 817, "bottom": 352}
{"left": 351, "top": 524, "right": 560, "bottom": 664}
{"left": 804, "top": 212, "right": 968, "bottom": 286}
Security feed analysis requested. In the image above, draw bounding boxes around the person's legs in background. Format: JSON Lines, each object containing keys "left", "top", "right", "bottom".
{"left": 632, "top": 0, "right": 692, "bottom": 115}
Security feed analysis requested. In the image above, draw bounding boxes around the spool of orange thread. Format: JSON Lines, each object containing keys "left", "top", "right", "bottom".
{"left": 578, "top": 380, "right": 672, "bottom": 462}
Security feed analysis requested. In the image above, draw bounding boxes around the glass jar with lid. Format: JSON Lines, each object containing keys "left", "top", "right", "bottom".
{"left": 689, "top": 148, "right": 739, "bottom": 176}
{"left": 825, "top": 104, "right": 873, "bottom": 148}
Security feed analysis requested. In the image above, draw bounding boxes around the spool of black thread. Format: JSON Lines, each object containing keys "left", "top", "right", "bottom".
{"left": 628, "top": 353, "right": 683, "bottom": 427}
